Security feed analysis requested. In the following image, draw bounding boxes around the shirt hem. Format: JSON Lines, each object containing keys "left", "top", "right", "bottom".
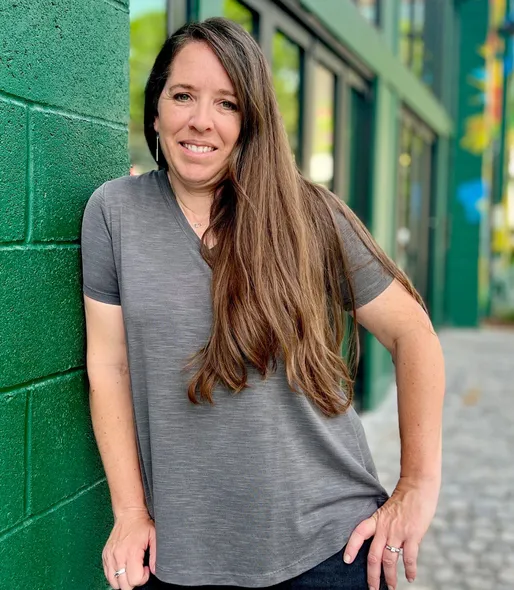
{"left": 154, "top": 498, "right": 379, "bottom": 587}
{"left": 83, "top": 285, "right": 121, "bottom": 305}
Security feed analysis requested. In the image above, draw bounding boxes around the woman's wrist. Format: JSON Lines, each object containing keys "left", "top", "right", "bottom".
{"left": 397, "top": 472, "right": 441, "bottom": 490}
{"left": 113, "top": 504, "right": 150, "bottom": 521}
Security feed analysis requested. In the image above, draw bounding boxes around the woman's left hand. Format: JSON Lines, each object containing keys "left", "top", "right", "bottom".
{"left": 343, "top": 476, "right": 440, "bottom": 590}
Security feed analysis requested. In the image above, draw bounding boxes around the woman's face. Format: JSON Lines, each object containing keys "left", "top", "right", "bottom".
{"left": 154, "top": 42, "right": 242, "bottom": 191}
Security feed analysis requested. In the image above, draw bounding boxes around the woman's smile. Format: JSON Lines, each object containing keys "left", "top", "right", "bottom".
{"left": 179, "top": 141, "right": 217, "bottom": 156}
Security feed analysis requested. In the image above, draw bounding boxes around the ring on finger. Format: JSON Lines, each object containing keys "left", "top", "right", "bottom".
{"left": 385, "top": 544, "right": 403, "bottom": 554}
{"left": 114, "top": 567, "right": 126, "bottom": 578}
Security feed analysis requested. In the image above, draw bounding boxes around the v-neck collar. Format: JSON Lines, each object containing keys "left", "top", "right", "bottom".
{"left": 156, "top": 168, "right": 205, "bottom": 251}
{"left": 156, "top": 169, "right": 218, "bottom": 275}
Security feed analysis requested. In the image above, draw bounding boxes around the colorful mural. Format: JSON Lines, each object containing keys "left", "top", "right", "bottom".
{"left": 487, "top": 0, "right": 514, "bottom": 319}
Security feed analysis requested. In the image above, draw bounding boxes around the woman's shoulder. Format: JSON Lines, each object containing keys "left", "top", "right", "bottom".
{"left": 87, "top": 169, "right": 162, "bottom": 210}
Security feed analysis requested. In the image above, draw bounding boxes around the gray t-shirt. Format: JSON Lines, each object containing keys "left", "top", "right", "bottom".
{"left": 81, "top": 169, "right": 392, "bottom": 587}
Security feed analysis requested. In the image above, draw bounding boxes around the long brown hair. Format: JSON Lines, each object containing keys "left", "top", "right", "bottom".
{"left": 144, "top": 18, "right": 424, "bottom": 416}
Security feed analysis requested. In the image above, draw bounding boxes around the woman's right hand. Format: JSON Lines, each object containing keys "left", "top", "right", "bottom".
{"left": 103, "top": 508, "right": 157, "bottom": 590}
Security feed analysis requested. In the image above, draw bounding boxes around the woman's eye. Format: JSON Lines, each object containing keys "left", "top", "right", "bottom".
{"left": 173, "top": 93, "right": 190, "bottom": 102}
{"left": 221, "top": 100, "right": 238, "bottom": 111}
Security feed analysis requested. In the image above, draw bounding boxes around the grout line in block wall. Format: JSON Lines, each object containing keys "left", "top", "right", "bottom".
{"left": 0, "top": 243, "right": 80, "bottom": 250}
{"left": 104, "top": 0, "right": 130, "bottom": 14}
{"left": 0, "top": 477, "right": 107, "bottom": 542}
{"left": 0, "top": 367, "right": 86, "bottom": 397}
{"left": 24, "top": 390, "right": 32, "bottom": 515}
{"left": 24, "top": 107, "right": 33, "bottom": 243}
{"left": 0, "top": 90, "right": 127, "bottom": 131}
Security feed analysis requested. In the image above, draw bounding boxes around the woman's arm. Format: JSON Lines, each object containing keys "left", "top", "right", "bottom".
{"left": 85, "top": 295, "right": 147, "bottom": 517}
{"left": 343, "top": 279, "right": 445, "bottom": 590}
{"left": 85, "top": 295, "right": 156, "bottom": 588}
{"left": 357, "top": 279, "right": 445, "bottom": 483}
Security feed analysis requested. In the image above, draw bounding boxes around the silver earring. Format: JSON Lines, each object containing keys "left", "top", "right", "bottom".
{"left": 156, "top": 134, "right": 159, "bottom": 161}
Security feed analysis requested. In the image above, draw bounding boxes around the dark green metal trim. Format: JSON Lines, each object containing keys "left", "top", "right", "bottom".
{"left": 300, "top": 0, "right": 453, "bottom": 137}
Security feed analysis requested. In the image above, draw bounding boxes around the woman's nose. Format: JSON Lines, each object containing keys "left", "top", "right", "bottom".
{"left": 188, "top": 102, "right": 213, "bottom": 132}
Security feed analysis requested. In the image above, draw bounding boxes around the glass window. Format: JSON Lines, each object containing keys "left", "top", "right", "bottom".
{"left": 396, "top": 119, "right": 433, "bottom": 300}
{"left": 399, "top": 0, "right": 414, "bottom": 67}
{"left": 272, "top": 32, "right": 302, "bottom": 160}
{"left": 309, "top": 63, "right": 335, "bottom": 189}
{"left": 352, "top": 0, "right": 379, "bottom": 26}
{"left": 223, "top": 0, "right": 255, "bottom": 35}
{"left": 399, "top": 0, "right": 442, "bottom": 93}
{"left": 396, "top": 125, "right": 413, "bottom": 273}
{"left": 411, "top": 0, "right": 425, "bottom": 77}
{"left": 129, "top": 0, "right": 168, "bottom": 175}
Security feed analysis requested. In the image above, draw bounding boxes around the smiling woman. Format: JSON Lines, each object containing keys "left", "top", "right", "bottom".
{"left": 82, "top": 16, "right": 444, "bottom": 590}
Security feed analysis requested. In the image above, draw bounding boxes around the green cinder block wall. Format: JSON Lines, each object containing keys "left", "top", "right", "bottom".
{"left": 0, "top": 0, "right": 130, "bottom": 587}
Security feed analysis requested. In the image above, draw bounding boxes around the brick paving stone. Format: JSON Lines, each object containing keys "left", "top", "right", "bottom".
{"left": 361, "top": 328, "right": 514, "bottom": 590}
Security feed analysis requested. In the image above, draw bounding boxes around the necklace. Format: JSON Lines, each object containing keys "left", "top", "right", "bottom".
{"left": 176, "top": 195, "right": 210, "bottom": 229}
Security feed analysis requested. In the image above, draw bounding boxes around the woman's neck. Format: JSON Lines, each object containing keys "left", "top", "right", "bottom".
{"left": 167, "top": 170, "right": 213, "bottom": 219}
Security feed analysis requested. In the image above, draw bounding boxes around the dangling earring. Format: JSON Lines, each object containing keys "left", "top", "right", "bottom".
{"left": 156, "top": 134, "right": 160, "bottom": 162}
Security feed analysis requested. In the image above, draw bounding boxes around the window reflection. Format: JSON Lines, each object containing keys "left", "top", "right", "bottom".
{"left": 411, "top": 0, "right": 425, "bottom": 78}
{"left": 399, "top": 0, "right": 413, "bottom": 67}
{"left": 129, "top": 0, "right": 167, "bottom": 175}
{"left": 399, "top": 0, "right": 441, "bottom": 93}
{"left": 396, "top": 119, "right": 433, "bottom": 300}
{"left": 309, "top": 64, "right": 335, "bottom": 189}
{"left": 272, "top": 32, "right": 301, "bottom": 160}
{"left": 352, "top": 0, "right": 379, "bottom": 26}
{"left": 223, "top": 0, "right": 255, "bottom": 35}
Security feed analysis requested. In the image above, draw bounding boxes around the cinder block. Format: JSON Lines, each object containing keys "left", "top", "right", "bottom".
{"left": 0, "top": 0, "right": 129, "bottom": 123}
{"left": 31, "top": 109, "right": 128, "bottom": 241}
{"left": 30, "top": 372, "right": 104, "bottom": 512}
{"left": 0, "top": 391, "right": 26, "bottom": 532}
{"left": 0, "top": 481, "right": 113, "bottom": 589}
{"left": 0, "top": 248, "right": 84, "bottom": 390}
{"left": 0, "top": 99, "right": 27, "bottom": 242}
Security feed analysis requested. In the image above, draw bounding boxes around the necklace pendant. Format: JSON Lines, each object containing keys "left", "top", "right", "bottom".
{"left": 193, "top": 222, "right": 202, "bottom": 228}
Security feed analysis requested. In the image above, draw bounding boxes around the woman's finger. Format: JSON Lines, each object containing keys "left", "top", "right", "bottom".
{"left": 402, "top": 539, "right": 419, "bottom": 583}
{"left": 112, "top": 550, "right": 131, "bottom": 590}
{"left": 382, "top": 540, "right": 403, "bottom": 590}
{"left": 125, "top": 546, "right": 150, "bottom": 589}
{"left": 149, "top": 526, "right": 157, "bottom": 575}
{"left": 343, "top": 516, "right": 377, "bottom": 564}
{"left": 103, "top": 549, "right": 121, "bottom": 589}
{"left": 367, "top": 531, "right": 387, "bottom": 590}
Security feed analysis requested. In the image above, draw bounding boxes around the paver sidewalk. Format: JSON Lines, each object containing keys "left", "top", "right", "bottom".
{"left": 361, "top": 328, "right": 514, "bottom": 590}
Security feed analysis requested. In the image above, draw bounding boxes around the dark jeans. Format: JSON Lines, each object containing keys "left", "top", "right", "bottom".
{"left": 138, "top": 539, "right": 387, "bottom": 589}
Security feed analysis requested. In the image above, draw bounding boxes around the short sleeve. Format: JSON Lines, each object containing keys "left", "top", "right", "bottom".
{"left": 81, "top": 183, "right": 121, "bottom": 305}
{"left": 336, "top": 211, "right": 394, "bottom": 310}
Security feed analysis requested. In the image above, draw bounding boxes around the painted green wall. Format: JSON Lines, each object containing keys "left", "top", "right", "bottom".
{"left": 0, "top": 0, "right": 130, "bottom": 587}
{"left": 445, "top": 0, "right": 488, "bottom": 326}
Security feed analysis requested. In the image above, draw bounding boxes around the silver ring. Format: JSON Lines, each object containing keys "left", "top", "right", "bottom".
{"left": 114, "top": 567, "right": 126, "bottom": 578}
{"left": 385, "top": 544, "right": 403, "bottom": 554}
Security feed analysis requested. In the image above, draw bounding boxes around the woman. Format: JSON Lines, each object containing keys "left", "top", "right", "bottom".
{"left": 81, "top": 17, "right": 444, "bottom": 590}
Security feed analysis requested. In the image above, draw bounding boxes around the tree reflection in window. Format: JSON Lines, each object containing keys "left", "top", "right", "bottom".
{"left": 272, "top": 32, "right": 301, "bottom": 160}
{"left": 310, "top": 63, "right": 335, "bottom": 189}
{"left": 129, "top": 0, "right": 167, "bottom": 174}
{"left": 223, "top": 0, "right": 255, "bottom": 35}
{"left": 352, "top": 0, "right": 379, "bottom": 26}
